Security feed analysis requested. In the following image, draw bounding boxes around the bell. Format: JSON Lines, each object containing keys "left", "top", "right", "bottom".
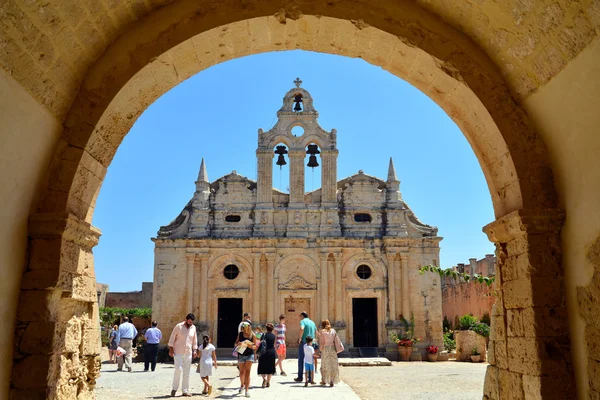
{"left": 307, "top": 155, "right": 319, "bottom": 168}
{"left": 293, "top": 94, "right": 303, "bottom": 112}
{"left": 276, "top": 154, "right": 287, "bottom": 167}
{"left": 274, "top": 145, "right": 288, "bottom": 169}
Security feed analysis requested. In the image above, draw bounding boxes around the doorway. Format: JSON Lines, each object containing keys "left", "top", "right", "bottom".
{"left": 217, "top": 298, "right": 243, "bottom": 347}
{"left": 284, "top": 297, "right": 310, "bottom": 348}
{"left": 352, "top": 298, "right": 378, "bottom": 347}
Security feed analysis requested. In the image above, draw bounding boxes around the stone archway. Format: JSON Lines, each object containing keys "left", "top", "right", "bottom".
{"left": 11, "top": 4, "right": 573, "bottom": 400}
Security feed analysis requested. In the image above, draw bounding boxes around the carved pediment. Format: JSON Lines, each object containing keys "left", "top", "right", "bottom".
{"left": 278, "top": 275, "right": 316, "bottom": 290}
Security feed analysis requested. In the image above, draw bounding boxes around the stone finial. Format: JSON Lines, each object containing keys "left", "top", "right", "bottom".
{"left": 387, "top": 157, "right": 399, "bottom": 182}
{"left": 197, "top": 158, "right": 208, "bottom": 182}
{"left": 294, "top": 77, "right": 302, "bottom": 88}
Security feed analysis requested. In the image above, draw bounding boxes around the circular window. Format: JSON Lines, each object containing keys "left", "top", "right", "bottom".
{"left": 357, "top": 265, "right": 372, "bottom": 280}
{"left": 291, "top": 125, "right": 304, "bottom": 136}
{"left": 224, "top": 264, "right": 240, "bottom": 280}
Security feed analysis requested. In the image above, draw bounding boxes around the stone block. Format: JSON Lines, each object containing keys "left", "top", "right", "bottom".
{"left": 522, "top": 373, "right": 575, "bottom": 400}
{"left": 530, "top": 277, "right": 563, "bottom": 307}
{"left": 483, "top": 365, "right": 500, "bottom": 400}
{"left": 504, "top": 278, "right": 533, "bottom": 309}
{"left": 498, "top": 369, "right": 524, "bottom": 400}
{"left": 494, "top": 340, "right": 508, "bottom": 369}
{"left": 506, "top": 309, "right": 524, "bottom": 337}
{"left": 19, "top": 322, "right": 56, "bottom": 355}
{"left": 590, "top": 358, "right": 600, "bottom": 393}
{"left": 20, "top": 269, "right": 61, "bottom": 290}
{"left": 586, "top": 325, "right": 600, "bottom": 361}
{"left": 17, "top": 289, "right": 61, "bottom": 322}
{"left": 522, "top": 306, "right": 568, "bottom": 338}
{"left": 81, "top": 327, "right": 101, "bottom": 356}
{"left": 11, "top": 355, "right": 51, "bottom": 389}
{"left": 9, "top": 388, "right": 47, "bottom": 400}
{"left": 29, "top": 239, "right": 62, "bottom": 270}
{"left": 491, "top": 314, "right": 507, "bottom": 339}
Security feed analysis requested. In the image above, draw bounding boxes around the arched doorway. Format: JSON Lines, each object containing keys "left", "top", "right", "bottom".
{"left": 10, "top": 4, "right": 573, "bottom": 399}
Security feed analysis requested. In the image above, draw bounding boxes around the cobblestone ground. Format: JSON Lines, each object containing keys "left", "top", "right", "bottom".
{"left": 95, "top": 359, "right": 486, "bottom": 399}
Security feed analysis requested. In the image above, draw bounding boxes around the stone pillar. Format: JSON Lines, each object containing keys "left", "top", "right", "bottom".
{"left": 193, "top": 254, "right": 202, "bottom": 316}
{"left": 253, "top": 253, "right": 261, "bottom": 322}
{"left": 385, "top": 252, "right": 397, "bottom": 321}
{"left": 482, "top": 210, "right": 574, "bottom": 400}
{"left": 266, "top": 253, "right": 276, "bottom": 322}
{"left": 186, "top": 253, "right": 196, "bottom": 313}
{"left": 320, "top": 253, "right": 329, "bottom": 321}
{"left": 334, "top": 252, "right": 343, "bottom": 323}
{"left": 400, "top": 253, "right": 410, "bottom": 319}
{"left": 12, "top": 213, "right": 101, "bottom": 399}
{"left": 320, "top": 149, "right": 338, "bottom": 204}
{"left": 288, "top": 149, "right": 305, "bottom": 204}
{"left": 199, "top": 254, "right": 210, "bottom": 321}
{"left": 256, "top": 148, "right": 273, "bottom": 204}
{"left": 486, "top": 253, "right": 495, "bottom": 276}
{"left": 469, "top": 258, "right": 477, "bottom": 277}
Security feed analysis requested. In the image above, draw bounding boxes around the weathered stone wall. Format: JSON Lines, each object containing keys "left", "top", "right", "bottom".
{"left": 105, "top": 282, "right": 152, "bottom": 309}
{"left": 456, "top": 330, "right": 487, "bottom": 362}
{"left": 442, "top": 255, "right": 496, "bottom": 325}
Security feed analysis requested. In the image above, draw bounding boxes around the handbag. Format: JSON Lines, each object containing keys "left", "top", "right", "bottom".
{"left": 334, "top": 331, "right": 344, "bottom": 354}
{"left": 257, "top": 338, "right": 267, "bottom": 357}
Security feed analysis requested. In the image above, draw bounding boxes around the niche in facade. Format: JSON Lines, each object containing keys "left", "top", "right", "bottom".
{"left": 225, "top": 215, "right": 241, "bottom": 222}
{"left": 354, "top": 213, "right": 372, "bottom": 223}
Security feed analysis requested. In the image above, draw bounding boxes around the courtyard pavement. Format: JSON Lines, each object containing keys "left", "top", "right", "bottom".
{"left": 96, "top": 358, "right": 487, "bottom": 400}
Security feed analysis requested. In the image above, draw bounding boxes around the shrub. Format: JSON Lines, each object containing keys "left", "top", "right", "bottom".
{"left": 443, "top": 316, "right": 452, "bottom": 332}
{"left": 480, "top": 312, "right": 491, "bottom": 326}
{"left": 443, "top": 331, "right": 456, "bottom": 351}
{"left": 470, "top": 322, "right": 490, "bottom": 337}
{"left": 459, "top": 314, "right": 478, "bottom": 330}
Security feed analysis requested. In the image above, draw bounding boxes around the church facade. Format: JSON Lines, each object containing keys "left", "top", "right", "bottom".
{"left": 152, "top": 80, "right": 443, "bottom": 356}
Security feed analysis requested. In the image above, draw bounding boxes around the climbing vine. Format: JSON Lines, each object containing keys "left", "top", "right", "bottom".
{"left": 418, "top": 264, "right": 495, "bottom": 287}
{"left": 99, "top": 307, "right": 152, "bottom": 326}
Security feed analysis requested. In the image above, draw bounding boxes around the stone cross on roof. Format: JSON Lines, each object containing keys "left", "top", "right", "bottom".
{"left": 293, "top": 77, "right": 302, "bottom": 88}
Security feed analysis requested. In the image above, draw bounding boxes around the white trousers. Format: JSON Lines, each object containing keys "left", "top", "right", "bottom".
{"left": 172, "top": 354, "right": 193, "bottom": 393}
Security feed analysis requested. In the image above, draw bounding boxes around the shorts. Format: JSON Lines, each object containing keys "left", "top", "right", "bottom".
{"left": 238, "top": 354, "right": 254, "bottom": 363}
{"left": 276, "top": 343, "right": 287, "bottom": 356}
{"left": 304, "top": 363, "right": 314, "bottom": 372}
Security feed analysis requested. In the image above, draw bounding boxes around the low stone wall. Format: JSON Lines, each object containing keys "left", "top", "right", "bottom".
{"left": 455, "top": 330, "right": 486, "bottom": 362}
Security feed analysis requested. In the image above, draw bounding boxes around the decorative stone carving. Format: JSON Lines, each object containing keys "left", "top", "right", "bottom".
{"left": 278, "top": 275, "right": 317, "bottom": 290}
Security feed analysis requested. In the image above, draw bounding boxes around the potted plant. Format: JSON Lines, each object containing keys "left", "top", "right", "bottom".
{"left": 426, "top": 345, "right": 439, "bottom": 362}
{"left": 470, "top": 348, "right": 481, "bottom": 363}
{"left": 391, "top": 316, "right": 420, "bottom": 361}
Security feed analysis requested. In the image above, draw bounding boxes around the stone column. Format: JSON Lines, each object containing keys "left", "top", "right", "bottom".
{"left": 12, "top": 213, "right": 101, "bottom": 399}
{"left": 320, "top": 149, "right": 338, "bottom": 204}
{"left": 469, "top": 257, "right": 477, "bottom": 278}
{"left": 334, "top": 252, "right": 343, "bottom": 323}
{"left": 186, "top": 253, "right": 196, "bottom": 313}
{"left": 400, "top": 253, "right": 410, "bottom": 319}
{"left": 266, "top": 253, "right": 276, "bottom": 322}
{"left": 385, "top": 252, "right": 397, "bottom": 321}
{"left": 256, "top": 148, "right": 274, "bottom": 204}
{"left": 199, "top": 254, "right": 210, "bottom": 321}
{"left": 320, "top": 253, "right": 329, "bottom": 321}
{"left": 288, "top": 149, "right": 305, "bottom": 204}
{"left": 482, "top": 210, "right": 574, "bottom": 400}
{"left": 253, "top": 253, "right": 261, "bottom": 322}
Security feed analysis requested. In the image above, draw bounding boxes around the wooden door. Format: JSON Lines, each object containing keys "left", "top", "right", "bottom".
{"left": 284, "top": 297, "right": 310, "bottom": 348}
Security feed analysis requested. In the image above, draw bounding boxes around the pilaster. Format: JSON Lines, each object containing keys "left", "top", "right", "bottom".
{"left": 288, "top": 149, "right": 305, "bottom": 205}
{"left": 400, "top": 253, "right": 410, "bottom": 319}
{"left": 198, "top": 253, "right": 210, "bottom": 321}
{"left": 320, "top": 149, "right": 338, "bottom": 204}
{"left": 185, "top": 253, "right": 196, "bottom": 314}
{"left": 252, "top": 253, "right": 261, "bottom": 322}
{"left": 482, "top": 209, "right": 574, "bottom": 400}
{"left": 334, "top": 252, "right": 343, "bottom": 324}
{"left": 266, "top": 253, "right": 276, "bottom": 322}
{"left": 385, "top": 252, "right": 397, "bottom": 321}
{"left": 320, "top": 253, "right": 329, "bottom": 322}
{"left": 256, "top": 148, "right": 274, "bottom": 205}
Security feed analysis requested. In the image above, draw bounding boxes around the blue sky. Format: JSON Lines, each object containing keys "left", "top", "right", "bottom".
{"left": 93, "top": 50, "right": 495, "bottom": 292}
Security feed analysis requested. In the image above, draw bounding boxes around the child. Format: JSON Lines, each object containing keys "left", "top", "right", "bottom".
{"left": 253, "top": 326, "right": 263, "bottom": 362}
{"left": 198, "top": 335, "right": 217, "bottom": 395}
{"left": 303, "top": 336, "right": 315, "bottom": 387}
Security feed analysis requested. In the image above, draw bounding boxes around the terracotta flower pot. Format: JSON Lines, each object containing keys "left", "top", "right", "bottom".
{"left": 427, "top": 353, "right": 438, "bottom": 362}
{"left": 398, "top": 346, "right": 413, "bottom": 361}
{"left": 470, "top": 355, "right": 481, "bottom": 363}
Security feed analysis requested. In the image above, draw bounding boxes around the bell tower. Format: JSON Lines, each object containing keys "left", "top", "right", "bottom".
{"left": 255, "top": 78, "right": 340, "bottom": 237}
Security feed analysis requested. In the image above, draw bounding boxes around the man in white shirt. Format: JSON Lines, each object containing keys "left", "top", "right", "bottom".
{"left": 168, "top": 313, "right": 198, "bottom": 397}
{"left": 116, "top": 317, "right": 138, "bottom": 372}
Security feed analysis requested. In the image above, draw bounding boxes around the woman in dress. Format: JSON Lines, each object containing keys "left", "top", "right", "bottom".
{"left": 257, "top": 323, "right": 276, "bottom": 388}
{"left": 198, "top": 335, "right": 217, "bottom": 395}
{"left": 317, "top": 319, "right": 340, "bottom": 387}
{"left": 108, "top": 325, "right": 118, "bottom": 363}
{"left": 235, "top": 322, "right": 256, "bottom": 397}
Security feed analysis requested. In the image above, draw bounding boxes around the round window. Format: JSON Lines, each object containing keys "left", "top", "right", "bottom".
{"left": 357, "top": 265, "right": 372, "bottom": 280}
{"left": 224, "top": 264, "right": 240, "bottom": 280}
